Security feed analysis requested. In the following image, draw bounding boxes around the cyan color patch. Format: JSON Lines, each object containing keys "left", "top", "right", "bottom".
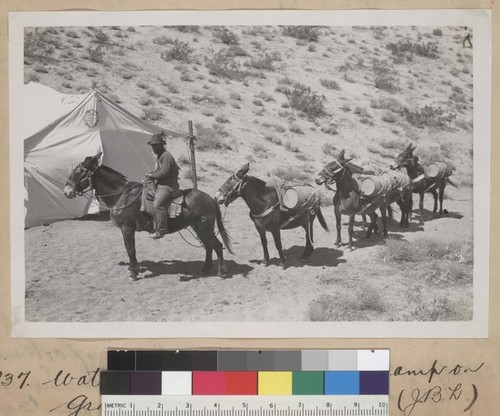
{"left": 324, "top": 371, "right": 360, "bottom": 395}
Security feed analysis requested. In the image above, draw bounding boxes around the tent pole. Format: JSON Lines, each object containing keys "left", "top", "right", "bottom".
{"left": 188, "top": 120, "right": 198, "bottom": 190}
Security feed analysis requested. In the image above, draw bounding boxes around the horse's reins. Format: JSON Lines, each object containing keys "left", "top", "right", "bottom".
{"left": 71, "top": 164, "right": 144, "bottom": 211}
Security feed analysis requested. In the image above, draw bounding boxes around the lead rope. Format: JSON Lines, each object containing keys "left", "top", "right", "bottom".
{"left": 176, "top": 205, "right": 229, "bottom": 248}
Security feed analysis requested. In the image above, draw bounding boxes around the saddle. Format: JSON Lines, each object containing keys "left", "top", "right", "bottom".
{"left": 143, "top": 183, "right": 184, "bottom": 218}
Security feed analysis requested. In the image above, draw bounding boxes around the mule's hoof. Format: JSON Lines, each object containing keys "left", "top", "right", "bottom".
{"left": 129, "top": 273, "right": 139, "bottom": 281}
{"left": 443, "top": 209, "right": 449, "bottom": 214}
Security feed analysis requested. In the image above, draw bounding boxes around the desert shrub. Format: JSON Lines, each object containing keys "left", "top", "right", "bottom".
{"left": 282, "top": 26, "right": 320, "bottom": 42}
{"left": 225, "top": 45, "right": 248, "bottom": 57}
{"left": 308, "top": 289, "right": 386, "bottom": 321}
{"left": 24, "top": 30, "right": 56, "bottom": 63}
{"left": 213, "top": 28, "right": 239, "bottom": 44}
{"left": 33, "top": 63, "right": 48, "bottom": 73}
{"left": 320, "top": 79, "right": 340, "bottom": 90}
{"left": 195, "top": 123, "right": 231, "bottom": 151}
{"left": 256, "top": 91, "right": 275, "bottom": 102}
{"left": 379, "top": 138, "right": 403, "bottom": 150}
{"left": 265, "top": 135, "right": 283, "bottom": 146}
{"left": 177, "top": 154, "right": 191, "bottom": 166}
{"left": 271, "top": 166, "right": 309, "bottom": 182}
{"left": 139, "top": 96, "right": 153, "bottom": 106}
{"left": 321, "top": 125, "right": 338, "bottom": 135}
{"left": 143, "top": 106, "right": 162, "bottom": 121}
{"left": 372, "top": 59, "right": 400, "bottom": 93}
{"left": 381, "top": 237, "right": 472, "bottom": 269}
{"left": 25, "top": 72, "right": 40, "bottom": 83}
{"left": 92, "top": 29, "right": 111, "bottom": 47}
{"left": 205, "top": 49, "right": 253, "bottom": 80}
{"left": 66, "top": 30, "right": 79, "bottom": 38}
{"left": 87, "top": 46, "right": 105, "bottom": 64}
{"left": 404, "top": 287, "right": 470, "bottom": 321}
{"left": 215, "top": 114, "right": 230, "bottom": 124}
{"left": 387, "top": 39, "right": 439, "bottom": 60}
{"left": 432, "top": 28, "right": 443, "bottom": 36}
{"left": 282, "top": 83, "right": 327, "bottom": 121}
{"left": 381, "top": 111, "right": 398, "bottom": 123}
{"left": 403, "top": 105, "right": 456, "bottom": 129}
{"left": 289, "top": 123, "right": 304, "bottom": 135}
{"left": 321, "top": 143, "right": 336, "bottom": 155}
{"left": 278, "top": 76, "right": 295, "bottom": 85}
{"left": 153, "top": 35, "right": 173, "bottom": 45}
{"left": 245, "top": 52, "right": 282, "bottom": 71}
{"left": 136, "top": 80, "right": 149, "bottom": 89}
{"left": 229, "top": 92, "right": 242, "bottom": 101}
{"left": 147, "top": 88, "right": 161, "bottom": 98}
{"left": 284, "top": 141, "right": 299, "bottom": 153}
{"left": 370, "top": 96, "right": 403, "bottom": 113}
{"left": 161, "top": 39, "right": 193, "bottom": 62}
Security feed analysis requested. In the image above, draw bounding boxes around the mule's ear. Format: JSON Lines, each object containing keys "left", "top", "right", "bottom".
{"left": 236, "top": 162, "right": 250, "bottom": 178}
{"left": 92, "top": 151, "right": 103, "bottom": 161}
{"left": 343, "top": 157, "right": 354, "bottom": 166}
{"left": 411, "top": 144, "right": 417, "bottom": 152}
{"left": 405, "top": 143, "right": 413, "bottom": 152}
{"left": 338, "top": 149, "right": 346, "bottom": 160}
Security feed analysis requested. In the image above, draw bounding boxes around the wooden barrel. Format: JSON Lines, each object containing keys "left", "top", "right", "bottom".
{"left": 283, "top": 186, "right": 314, "bottom": 210}
{"left": 426, "top": 162, "right": 452, "bottom": 178}
{"left": 382, "top": 171, "right": 411, "bottom": 189}
{"left": 360, "top": 177, "right": 385, "bottom": 198}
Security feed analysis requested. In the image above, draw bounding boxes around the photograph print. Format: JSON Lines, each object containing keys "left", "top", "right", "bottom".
{"left": 10, "top": 10, "right": 490, "bottom": 338}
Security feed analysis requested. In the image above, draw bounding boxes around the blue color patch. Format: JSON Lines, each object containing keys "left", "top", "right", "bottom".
{"left": 324, "top": 371, "right": 360, "bottom": 395}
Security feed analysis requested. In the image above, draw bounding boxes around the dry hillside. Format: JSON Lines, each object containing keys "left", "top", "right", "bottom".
{"left": 24, "top": 25, "right": 473, "bottom": 191}
{"left": 23, "top": 25, "right": 475, "bottom": 324}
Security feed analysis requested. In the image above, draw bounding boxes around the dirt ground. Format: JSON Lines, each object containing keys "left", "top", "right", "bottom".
{"left": 24, "top": 185, "right": 473, "bottom": 323}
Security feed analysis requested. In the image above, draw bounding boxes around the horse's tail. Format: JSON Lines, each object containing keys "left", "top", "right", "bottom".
{"left": 215, "top": 203, "right": 234, "bottom": 254}
{"left": 446, "top": 177, "right": 458, "bottom": 188}
{"left": 316, "top": 206, "right": 329, "bottom": 232}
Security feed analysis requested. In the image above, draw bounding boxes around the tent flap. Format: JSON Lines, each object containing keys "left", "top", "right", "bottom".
{"left": 22, "top": 84, "right": 182, "bottom": 228}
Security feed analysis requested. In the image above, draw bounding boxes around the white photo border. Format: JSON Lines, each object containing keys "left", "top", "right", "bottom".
{"left": 10, "top": 9, "right": 491, "bottom": 338}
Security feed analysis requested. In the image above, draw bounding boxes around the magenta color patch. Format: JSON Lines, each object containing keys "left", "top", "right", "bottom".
{"left": 192, "top": 371, "right": 226, "bottom": 395}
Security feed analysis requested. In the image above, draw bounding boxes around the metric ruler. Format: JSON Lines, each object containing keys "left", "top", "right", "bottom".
{"left": 101, "top": 395, "right": 389, "bottom": 416}
{"left": 101, "top": 349, "right": 390, "bottom": 416}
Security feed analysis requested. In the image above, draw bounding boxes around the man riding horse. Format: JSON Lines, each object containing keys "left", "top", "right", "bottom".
{"left": 142, "top": 132, "right": 181, "bottom": 239}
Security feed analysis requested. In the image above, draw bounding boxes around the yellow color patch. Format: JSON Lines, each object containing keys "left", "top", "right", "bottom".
{"left": 258, "top": 371, "right": 292, "bottom": 395}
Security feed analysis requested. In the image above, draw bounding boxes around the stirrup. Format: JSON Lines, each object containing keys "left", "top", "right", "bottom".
{"left": 149, "top": 231, "right": 165, "bottom": 239}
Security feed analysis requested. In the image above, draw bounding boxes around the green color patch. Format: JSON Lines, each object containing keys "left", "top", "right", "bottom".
{"left": 292, "top": 371, "right": 324, "bottom": 395}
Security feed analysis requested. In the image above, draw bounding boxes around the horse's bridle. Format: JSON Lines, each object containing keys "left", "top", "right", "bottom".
{"left": 67, "top": 163, "right": 96, "bottom": 195}
{"left": 318, "top": 159, "right": 346, "bottom": 185}
{"left": 218, "top": 174, "right": 247, "bottom": 205}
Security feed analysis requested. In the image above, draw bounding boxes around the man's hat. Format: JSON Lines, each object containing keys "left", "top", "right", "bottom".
{"left": 147, "top": 132, "right": 166, "bottom": 145}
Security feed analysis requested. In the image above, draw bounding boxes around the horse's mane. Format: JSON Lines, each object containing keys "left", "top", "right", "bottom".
{"left": 247, "top": 175, "right": 268, "bottom": 189}
{"left": 98, "top": 164, "right": 128, "bottom": 182}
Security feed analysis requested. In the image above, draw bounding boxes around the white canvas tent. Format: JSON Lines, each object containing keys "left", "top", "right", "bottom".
{"left": 22, "top": 83, "right": 183, "bottom": 228}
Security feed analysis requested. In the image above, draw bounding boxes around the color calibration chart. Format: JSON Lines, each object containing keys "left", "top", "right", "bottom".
{"left": 101, "top": 349, "right": 389, "bottom": 416}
